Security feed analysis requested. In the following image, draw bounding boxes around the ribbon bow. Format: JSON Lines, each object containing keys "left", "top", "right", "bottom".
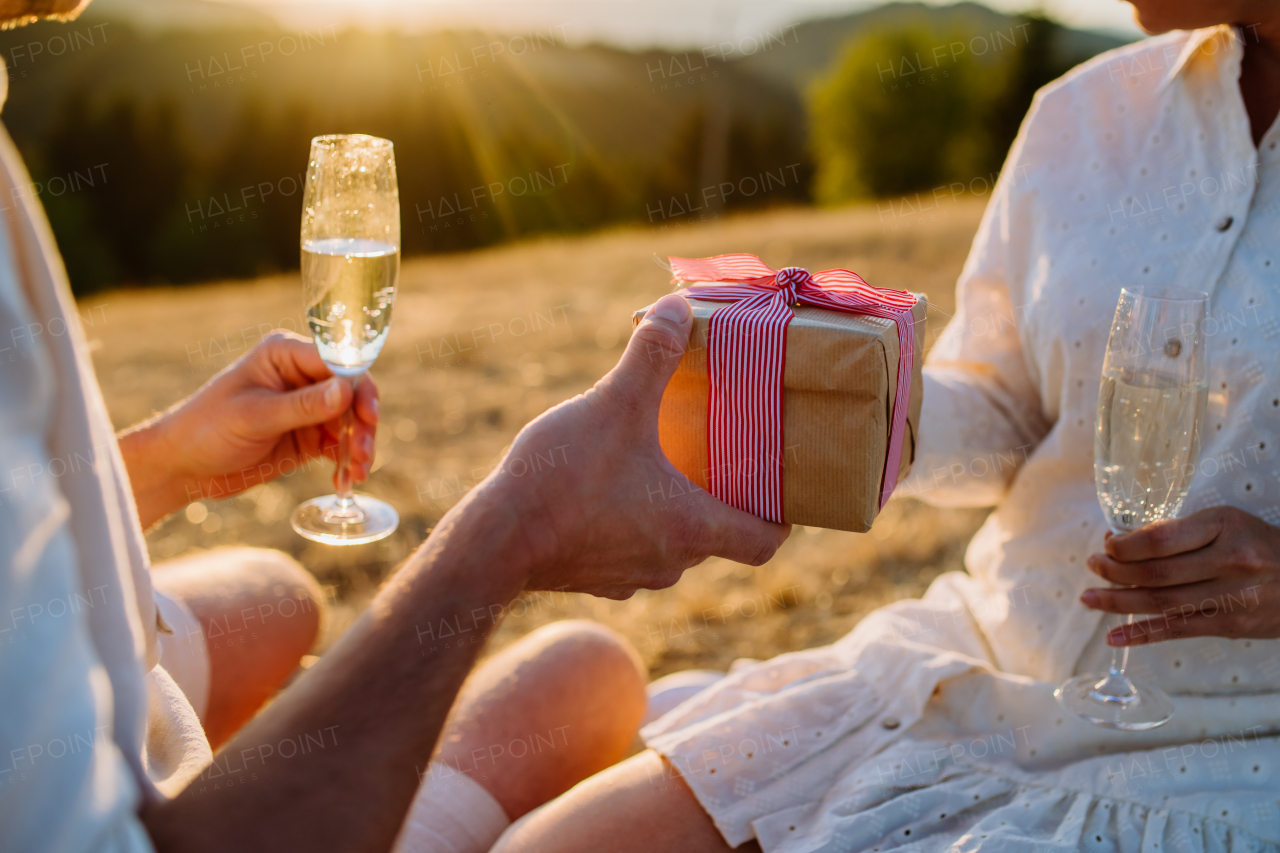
{"left": 670, "top": 253, "right": 917, "bottom": 522}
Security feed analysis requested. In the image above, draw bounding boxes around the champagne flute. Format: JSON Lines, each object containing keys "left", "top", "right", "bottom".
{"left": 290, "top": 134, "right": 400, "bottom": 546}
{"left": 1055, "top": 286, "right": 1209, "bottom": 730}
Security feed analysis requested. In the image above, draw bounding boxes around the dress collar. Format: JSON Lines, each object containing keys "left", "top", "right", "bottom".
{"left": 1157, "top": 24, "right": 1245, "bottom": 94}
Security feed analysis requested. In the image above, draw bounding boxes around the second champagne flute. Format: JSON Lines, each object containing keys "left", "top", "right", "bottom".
{"left": 291, "top": 134, "right": 400, "bottom": 546}
{"left": 1056, "top": 286, "right": 1209, "bottom": 730}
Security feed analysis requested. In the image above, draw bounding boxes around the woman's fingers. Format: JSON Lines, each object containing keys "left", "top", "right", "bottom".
{"left": 1085, "top": 550, "right": 1221, "bottom": 587}
{"left": 1105, "top": 611, "right": 1233, "bottom": 646}
{"left": 1084, "top": 507, "right": 1280, "bottom": 644}
{"left": 1092, "top": 578, "right": 1271, "bottom": 645}
{"left": 1103, "top": 509, "right": 1223, "bottom": 562}
{"left": 1105, "top": 582, "right": 1270, "bottom": 645}
{"left": 1082, "top": 577, "right": 1258, "bottom": 617}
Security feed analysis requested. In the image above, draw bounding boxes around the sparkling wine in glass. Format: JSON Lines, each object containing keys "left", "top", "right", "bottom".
{"left": 1055, "top": 286, "right": 1209, "bottom": 730}
{"left": 291, "top": 134, "right": 400, "bottom": 546}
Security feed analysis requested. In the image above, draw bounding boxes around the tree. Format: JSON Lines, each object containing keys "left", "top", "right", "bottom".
{"left": 808, "top": 16, "right": 1074, "bottom": 205}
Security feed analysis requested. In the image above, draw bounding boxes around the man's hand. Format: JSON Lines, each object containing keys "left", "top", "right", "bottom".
{"left": 469, "top": 293, "right": 791, "bottom": 599}
{"left": 119, "top": 330, "right": 379, "bottom": 528}
{"left": 1082, "top": 505, "right": 1280, "bottom": 645}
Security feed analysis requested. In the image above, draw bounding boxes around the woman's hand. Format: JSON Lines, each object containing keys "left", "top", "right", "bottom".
{"left": 119, "top": 330, "right": 380, "bottom": 528}
{"left": 1081, "top": 506, "right": 1280, "bottom": 646}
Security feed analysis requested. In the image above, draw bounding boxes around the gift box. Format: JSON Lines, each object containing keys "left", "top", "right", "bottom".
{"left": 633, "top": 254, "right": 926, "bottom": 533}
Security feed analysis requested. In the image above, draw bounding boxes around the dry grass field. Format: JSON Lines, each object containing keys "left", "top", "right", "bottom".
{"left": 84, "top": 199, "right": 992, "bottom": 677}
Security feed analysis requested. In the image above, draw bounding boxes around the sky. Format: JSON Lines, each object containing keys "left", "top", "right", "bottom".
{"left": 206, "top": 0, "right": 1145, "bottom": 46}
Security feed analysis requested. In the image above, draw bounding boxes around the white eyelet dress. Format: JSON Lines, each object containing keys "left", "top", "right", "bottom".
{"left": 642, "top": 25, "right": 1280, "bottom": 853}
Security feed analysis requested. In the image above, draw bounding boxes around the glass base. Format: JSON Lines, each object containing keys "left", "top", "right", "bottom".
{"left": 1054, "top": 671, "right": 1174, "bottom": 731}
{"left": 291, "top": 493, "right": 398, "bottom": 546}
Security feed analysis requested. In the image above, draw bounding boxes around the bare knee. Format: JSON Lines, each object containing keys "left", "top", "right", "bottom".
{"left": 492, "top": 751, "right": 739, "bottom": 853}
{"left": 232, "top": 548, "right": 325, "bottom": 649}
{"left": 153, "top": 547, "right": 324, "bottom": 652}
{"left": 516, "top": 620, "right": 646, "bottom": 698}
{"left": 457, "top": 619, "right": 642, "bottom": 706}
{"left": 441, "top": 620, "right": 648, "bottom": 819}
{"left": 155, "top": 546, "right": 322, "bottom": 598}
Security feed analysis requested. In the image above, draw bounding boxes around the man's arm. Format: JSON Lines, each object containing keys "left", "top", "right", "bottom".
{"left": 140, "top": 294, "right": 789, "bottom": 852}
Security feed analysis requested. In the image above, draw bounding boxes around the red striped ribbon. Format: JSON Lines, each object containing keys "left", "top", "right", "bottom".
{"left": 670, "top": 253, "right": 917, "bottom": 522}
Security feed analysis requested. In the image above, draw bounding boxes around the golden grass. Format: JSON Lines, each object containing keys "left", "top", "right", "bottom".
{"left": 85, "top": 199, "right": 991, "bottom": 675}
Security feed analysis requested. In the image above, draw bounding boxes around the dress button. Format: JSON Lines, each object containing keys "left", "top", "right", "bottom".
{"left": 881, "top": 717, "right": 900, "bottom": 730}
{"left": 1216, "top": 215, "right": 1234, "bottom": 232}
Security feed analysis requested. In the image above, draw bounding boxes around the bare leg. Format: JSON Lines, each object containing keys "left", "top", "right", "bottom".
{"left": 492, "top": 750, "right": 757, "bottom": 852}
{"left": 435, "top": 620, "right": 648, "bottom": 820}
{"left": 152, "top": 547, "right": 323, "bottom": 749}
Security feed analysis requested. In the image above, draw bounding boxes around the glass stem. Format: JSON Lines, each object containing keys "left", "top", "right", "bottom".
{"left": 1092, "top": 528, "right": 1139, "bottom": 705}
{"left": 1108, "top": 515, "right": 1136, "bottom": 691}
{"left": 1117, "top": 619, "right": 1133, "bottom": 663}
{"left": 1088, "top": 616, "right": 1138, "bottom": 705}
{"left": 323, "top": 377, "right": 363, "bottom": 524}
{"left": 1107, "top": 616, "right": 1134, "bottom": 682}
{"left": 334, "top": 383, "right": 355, "bottom": 504}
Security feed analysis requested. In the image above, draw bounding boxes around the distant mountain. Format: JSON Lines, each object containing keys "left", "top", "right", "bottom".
{"left": 68, "top": 0, "right": 1143, "bottom": 50}
{"left": 738, "top": 1, "right": 1132, "bottom": 93}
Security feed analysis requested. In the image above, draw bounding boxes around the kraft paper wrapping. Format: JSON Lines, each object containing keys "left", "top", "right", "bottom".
{"left": 633, "top": 294, "right": 926, "bottom": 533}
